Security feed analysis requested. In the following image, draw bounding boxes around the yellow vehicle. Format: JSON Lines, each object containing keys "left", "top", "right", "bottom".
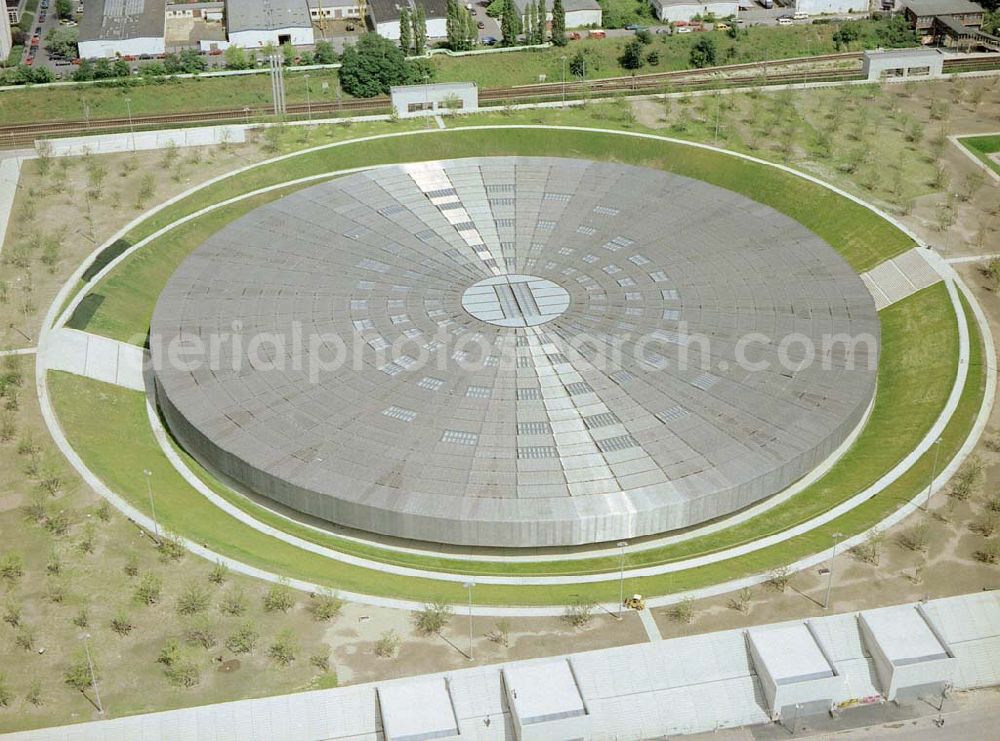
{"left": 625, "top": 594, "right": 646, "bottom": 610}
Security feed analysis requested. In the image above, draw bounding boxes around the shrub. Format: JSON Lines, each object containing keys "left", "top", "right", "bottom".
{"left": 900, "top": 520, "right": 931, "bottom": 551}
{"left": 974, "top": 511, "right": 1000, "bottom": 537}
{"left": 488, "top": 619, "right": 511, "bottom": 647}
{"left": 225, "top": 620, "right": 259, "bottom": 654}
{"left": 164, "top": 655, "right": 201, "bottom": 688}
{"left": 24, "top": 679, "right": 43, "bottom": 707}
{"left": 308, "top": 589, "right": 343, "bottom": 622}
{"left": 563, "top": 598, "right": 595, "bottom": 628}
{"left": 668, "top": 597, "right": 695, "bottom": 624}
{"left": 263, "top": 581, "right": 295, "bottom": 613}
{"left": 134, "top": 573, "right": 163, "bottom": 606}
{"left": 72, "top": 608, "right": 89, "bottom": 628}
{"left": 176, "top": 583, "right": 211, "bottom": 615}
{"left": 157, "top": 534, "right": 185, "bottom": 562}
{"left": 0, "top": 553, "right": 24, "bottom": 583}
{"left": 110, "top": 609, "right": 134, "bottom": 636}
{"left": 95, "top": 500, "right": 112, "bottom": 522}
{"left": 208, "top": 561, "right": 228, "bottom": 586}
{"left": 219, "top": 587, "right": 248, "bottom": 616}
{"left": 0, "top": 675, "right": 10, "bottom": 707}
{"left": 15, "top": 626, "right": 35, "bottom": 651}
{"left": 767, "top": 567, "right": 791, "bottom": 592}
{"left": 183, "top": 614, "right": 217, "bottom": 649}
{"left": 45, "top": 577, "right": 67, "bottom": 604}
{"left": 375, "top": 629, "right": 402, "bottom": 658}
{"left": 123, "top": 552, "right": 140, "bottom": 577}
{"left": 2, "top": 600, "right": 21, "bottom": 628}
{"left": 268, "top": 628, "right": 299, "bottom": 666}
{"left": 65, "top": 654, "right": 96, "bottom": 692}
{"left": 415, "top": 601, "right": 452, "bottom": 635}
{"left": 310, "top": 649, "right": 330, "bottom": 672}
{"left": 729, "top": 587, "right": 753, "bottom": 614}
{"left": 976, "top": 539, "right": 1000, "bottom": 564}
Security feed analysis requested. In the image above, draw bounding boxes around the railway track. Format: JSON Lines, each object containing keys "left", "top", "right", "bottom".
{"left": 0, "top": 52, "right": 996, "bottom": 149}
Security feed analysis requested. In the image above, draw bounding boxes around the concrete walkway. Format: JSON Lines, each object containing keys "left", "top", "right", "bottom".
{"left": 43, "top": 328, "right": 145, "bottom": 391}
{"left": 860, "top": 247, "right": 942, "bottom": 310}
{"left": 638, "top": 607, "right": 663, "bottom": 642}
{"left": 31, "top": 126, "right": 997, "bottom": 614}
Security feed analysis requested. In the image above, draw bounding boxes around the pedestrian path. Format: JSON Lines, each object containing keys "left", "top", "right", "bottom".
{"left": 42, "top": 328, "right": 146, "bottom": 391}
{"left": 859, "top": 247, "right": 942, "bottom": 310}
{"left": 638, "top": 607, "right": 663, "bottom": 642}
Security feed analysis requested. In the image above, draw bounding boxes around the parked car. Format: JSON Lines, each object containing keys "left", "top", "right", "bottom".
{"left": 793, "top": 11, "right": 808, "bottom": 19}
{"left": 482, "top": 35, "right": 497, "bottom": 45}
{"left": 588, "top": 29, "right": 605, "bottom": 38}
{"left": 777, "top": 16, "right": 793, "bottom": 25}
{"left": 477, "top": 20, "right": 484, "bottom": 28}
{"left": 676, "top": 25, "right": 692, "bottom": 33}
{"left": 568, "top": 31, "right": 581, "bottom": 39}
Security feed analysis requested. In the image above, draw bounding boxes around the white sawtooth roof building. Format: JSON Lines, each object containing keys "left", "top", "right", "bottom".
{"left": 7, "top": 592, "right": 1000, "bottom": 740}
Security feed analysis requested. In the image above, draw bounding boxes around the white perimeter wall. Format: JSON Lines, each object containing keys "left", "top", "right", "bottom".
{"left": 228, "top": 26, "right": 316, "bottom": 48}
{"left": 0, "top": 7, "right": 12, "bottom": 63}
{"left": 795, "top": 0, "right": 866, "bottom": 13}
{"left": 78, "top": 36, "right": 166, "bottom": 59}
{"left": 375, "top": 17, "right": 446, "bottom": 41}
{"left": 655, "top": 2, "right": 739, "bottom": 21}
{"left": 565, "top": 9, "right": 603, "bottom": 27}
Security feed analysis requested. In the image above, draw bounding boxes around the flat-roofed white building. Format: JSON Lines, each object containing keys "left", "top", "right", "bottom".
{"left": 794, "top": 0, "right": 867, "bottom": 12}
{"left": 369, "top": 0, "right": 447, "bottom": 41}
{"left": 861, "top": 48, "right": 945, "bottom": 81}
{"left": 747, "top": 623, "right": 842, "bottom": 719}
{"left": 225, "top": 0, "right": 315, "bottom": 47}
{"left": 377, "top": 676, "right": 461, "bottom": 741}
{"left": 650, "top": 0, "right": 739, "bottom": 22}
{"left": 78, "top": 0, "right": 168, "bottom": 58}
{"left": 503, "top": 659, "right": 590, "bottom": 741}
{"left": 307, "top": 0, "right": 361, "bottom": 22}
{"left": 390, "top": 81, "right": 478, "bottom": 117}
{"left": 860, "top": 604, "right": 957, "bottom": 701}
{"left": 511, "top": 0, "right": 602, "bottom": 29}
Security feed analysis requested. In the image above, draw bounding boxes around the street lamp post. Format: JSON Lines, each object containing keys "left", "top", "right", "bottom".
{"left": 617, "top": 541, "right": 628, "bottom": 619}
{"left": 823, "top": 532, "right": 844, "bottom": 610}
{"left": 124, "top": 98, "right": 135, "bottom": 152}
{"left": 925, "top": 437, "right": 943, "bottom": 511}
{"left": 82, "top": 633, "right": 103, "bottom": 715}
{"left": 463, "top": 580, "right": 475, "bottom": 661}
{"left": 143, "top": 469, "right": 160, "bottom": 543}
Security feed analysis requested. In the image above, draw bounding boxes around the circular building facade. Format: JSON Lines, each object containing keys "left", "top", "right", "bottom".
{"left": 150, "top": 157, "right": 879, "bottom": 548}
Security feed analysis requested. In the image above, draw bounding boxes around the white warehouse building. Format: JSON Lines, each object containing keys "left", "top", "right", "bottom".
{"left": 794, "top": 0, "right": 867, "bottom": 13}
{"left": 225, "top": 0, "right": 315, "bottom": 48}
{"left": 307, "top": 0, "right": 361, "bottom": 22}
{"left": 368, "top": 0, "right": 448, "bottom": 41}
{"left": 650, "top": 0, "right": 739, "bottom": 22}
{"left": 78, "top": 0, "right": 167, "bottom": 59}
{"left": 511, "top": 0, "right": 603, "bottom": 29}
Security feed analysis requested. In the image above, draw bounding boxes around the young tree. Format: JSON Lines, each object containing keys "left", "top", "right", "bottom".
{"left": 551, "top": 0, "right": 566, "bottom": 46}
{"left": 501, "top": 0, "right": 522, "bottom": 46}
{"left": 313, "top": 40, "right": 337, "bottom": 64}
{"left": 619, "top": 39, "right": 644, "bottom": 71}
{"left": 524, "top": 1, "right": 534, "bottom": 45}
{"left": 308, "top": 588, "right": 344, "bottom": 621}
{"left": 400, "top": 6, "right": 413, "bottom": 54}
{"left": 263, "top": 580, "right": 295, "bottom": 612}
{"left": 413, "top": 5, "right": 428, "bottom": 55}
{"left": 225, "top": 620, "right": 260, "bottom": 654}
{"left": 375, "top": 629, "right": 402, "bottom": 658}
{"left": 55, "top": 0, "right": 73, "bottom": 19}
{"left": 64, "top": 654, "right": 97, "bottom": 692}
{"left": 415, "top": 601, "right": 453, "bottom": 634}
{"left": 269, "top": 628, "right": 300, "bottom": 666}
{"left": 224, "top": 45, "right": 250, "bottom": 70}
{"left": 536, "top": 0, "right": 546, "bottom": 43}
{"left": 563, "top": 598, "right": 595, "bottom": 627}
{"left": 689, "top": 35, "right": 717, "bottom": 68}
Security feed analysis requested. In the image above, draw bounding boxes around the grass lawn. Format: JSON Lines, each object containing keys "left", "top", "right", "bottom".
{"left": 957, "top": 134, "right": 1000, "bottom": 176}
{"left": 1, "top": 23, "right": 865, "bottom": 126}
{"left": 0, "top": 69, "right": 345, "bottom": 126}
{"left": 46, "top": 285, "right": 984, "bottom": 605}
{"left": 70, "top": 128, "right": 913, "bottom": 342}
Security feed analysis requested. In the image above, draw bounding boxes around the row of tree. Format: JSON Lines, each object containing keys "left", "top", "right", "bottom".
{"left": 501, "top": 0, "right": 567, "bottom": 47}
{"left": 398, "top": 5, "right": 429, "bottom": 56}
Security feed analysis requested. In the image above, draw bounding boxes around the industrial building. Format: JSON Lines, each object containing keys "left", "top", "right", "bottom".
{"left": 861, "top": 48, "right": 946, "bottom": 81}
{"left": 650, "top": 0, "right": 740, "bottom": 22}
{"left": 747, "top": 623, "right": 842, "bottom": 719}
{"left": 307, "top": 0, "right": 362, "bottom": 23}
{"left": 78, "top": 0, "right": 168, "bottom": 58}
{"left": 224, "top": 0, "right": 315, "bottom": 48}
{"left": 0, "top": 0, "right": 11, "bottom": 63}
{"left": 10, "top": 592, "right": 999, "bottom": 740}
{"left": 368, "top": 0, "right": 448, "bottom": 41}
{"left": 510, "top": 0, "right": 602, "bottom": 29}
{"left": 149, "top": 157, "right": 878, "bottom": 548}
{"left": 390, "top": 81, "right": 479, "bottom": 117}
{"left": 794, "top": 0, "right": 867, "bottom": 13}
{"left": 859, "top": 604, "right": 957, "bottom": 701}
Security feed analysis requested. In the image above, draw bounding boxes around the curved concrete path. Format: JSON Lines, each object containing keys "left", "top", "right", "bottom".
{"left": 33, "top": 126, "right": 996, "bottom": 613}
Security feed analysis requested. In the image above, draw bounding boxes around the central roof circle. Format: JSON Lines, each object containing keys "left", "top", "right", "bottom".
{"left": 461, "top": 274, "right": 570, "bottom": 327}
{"left": 151, "top": 156, "right": 879, "bottom": 549}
